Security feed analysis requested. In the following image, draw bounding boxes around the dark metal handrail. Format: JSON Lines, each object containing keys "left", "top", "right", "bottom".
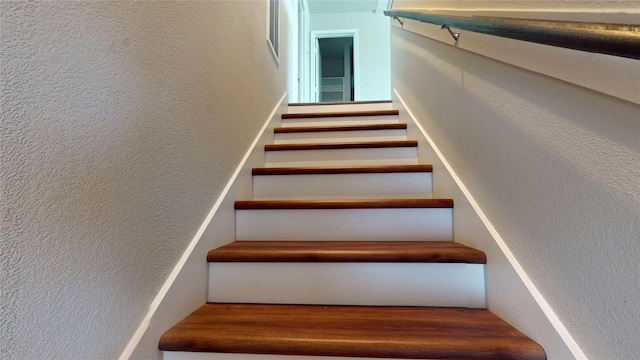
{"left": 385, "top": 10, "right": 640, "bottom": 60}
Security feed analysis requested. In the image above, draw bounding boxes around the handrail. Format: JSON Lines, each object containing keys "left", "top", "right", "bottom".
{"left": 385, "top": 10, "right": 640, "bottom": 60}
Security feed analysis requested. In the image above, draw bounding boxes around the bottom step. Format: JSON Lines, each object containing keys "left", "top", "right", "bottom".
{"left": 160, "top": 303, "right": 546, "bottom": 360}
{"left": 164, "top": 353, "right": 424, "bottom": 360}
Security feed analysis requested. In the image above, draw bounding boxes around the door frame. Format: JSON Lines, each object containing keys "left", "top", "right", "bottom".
{"left": 297, "top": 0, "right": 310, "bottom": 103}
{"left": 310, "top": 29, "right": 359, "bottom": 102}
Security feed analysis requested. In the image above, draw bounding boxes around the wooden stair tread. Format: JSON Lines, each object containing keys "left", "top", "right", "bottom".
{"left": 289, "top": 100, "right": 392, "bottom": 106}
{"left": 274, "top": 123, "right": 406, "bottom": 133}
{"left": 265, "top": 140, "right": 417, "bottom": 151}
{"left": 235, "top": 198, "right": 453, "bottom": 209}
{"left": 282, "top": 109, "right": 399, "bottom": 119}
{"left": 207, "top": 241, "right": 486, "bottom": 263}
{"left": 253, "top": 164, "right": 432, "bottom": 175}
{"left": 159, "top": 303, "right": 546, "bottom": 360}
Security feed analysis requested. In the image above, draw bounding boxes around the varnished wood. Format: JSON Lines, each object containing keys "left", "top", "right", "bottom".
{"left": 159, "top": 303, "right": 546, "bottom": 360}
{"left": 235, "top": 198, "right": 453, "bottom": 210}
{"left": 207, "top": 241, "right": 486, "bottom": 264}
{"left": 387, "top": 10, "right": 640, "bottom": 61}
{"left": 161, "top": 99, "right": 546, "bottom": 359}
{"left": 282, "top": 109, "right": 399, "bottom": 119}
{"left": 274, "top": 123, "right": 406, "bottom": 133}
{"left": 265, "top": 140, "right": 417, "bottom": 151}
{"left": 252, "top": 164, "right": 432, "bottom": 176}
{"left": 289, "top": 100, "right": 392, "bottom": 106}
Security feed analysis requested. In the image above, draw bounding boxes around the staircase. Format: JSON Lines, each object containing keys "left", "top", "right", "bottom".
{"left": 159, "top": 101, "right": 546, "bottom": 360}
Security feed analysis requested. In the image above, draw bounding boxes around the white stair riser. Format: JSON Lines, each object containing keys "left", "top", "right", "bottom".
{"left": 253, "top": 172, "right": 432, "bottom": 200}
{"left": 274, "top": 129, "right": 407, "bottom": 144}
{"left": 235, "top": 208, "right": 453, "bottom": 241}
{"left": 287, "top": 103, "right": 394, "bottom": 113}
{"left": 208, "top": 263, "right": 485, "bottom": 308}
{"left": 265, "top": 147, "right": 418, "bottom": 167}
{"left": 165, "top": 352, "right": 427, "bottom": 360}
{"left": 281, "top": 115, "right": 399, "bottom": 127}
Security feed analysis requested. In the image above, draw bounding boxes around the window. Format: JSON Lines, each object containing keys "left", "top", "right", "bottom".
{"left": 268, "top": 0, "right": 279, "bottom": 61}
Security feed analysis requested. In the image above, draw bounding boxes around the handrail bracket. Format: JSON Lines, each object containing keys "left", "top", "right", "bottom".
{"left": 441, "top": 25, "right": 460, "bottom": 45}
{"left": 384, "top": 10, "right": 640, "bottom": 60}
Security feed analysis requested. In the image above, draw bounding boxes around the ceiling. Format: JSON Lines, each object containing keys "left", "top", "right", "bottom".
{"left": 307, "top": 0, "right": 385, "bottom": 14}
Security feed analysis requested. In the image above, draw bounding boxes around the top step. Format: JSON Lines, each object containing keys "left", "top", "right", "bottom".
{"left": 288, "top": 100, "right": 393, "bottom": 113}
{"left": 289, "top": 100, "right": 392, "bottom": 107}
{"left": 283, "top": 109, "right": 398, "bottom": 120}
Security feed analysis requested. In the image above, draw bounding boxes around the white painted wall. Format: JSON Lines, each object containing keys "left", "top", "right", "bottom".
{"left": 390, "top": 9, "right": 640, "bottom": 360}
{"left": 1, "top": 2, "right": 288, "bottom": 359}
{"left": 310, "top": 11, "right": 391, "bottom": 101}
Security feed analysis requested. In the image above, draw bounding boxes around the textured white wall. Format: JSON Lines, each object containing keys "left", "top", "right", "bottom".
{"left": 391, "top": 26, "right": 640, "bottom": 359}
{"left": 1, "top": 2, "right": 286, "bottom": 359}
{"left": 310, "top": 11, "right": 391, "bottom": 101}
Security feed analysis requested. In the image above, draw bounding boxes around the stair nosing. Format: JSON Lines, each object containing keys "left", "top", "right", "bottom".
{"left": 288, "top": 100, "right": 392, "bottom": 106}
{"left": 159, "top": 303, "right": 546, "bottom": 360}
{"left": 253, "top": 164, "right": 432, "bottom": 176}
{"left": 282, "top": 109, "right": 399, "bottom": 119}
{"left": 207, "top": 241, "right": 486, "bottom": 264}
{"left": 234, "top": 199, "right": 453, "bottom": 210}
{"left": 274, "top": 123, "right": 407, "bottom": 134}
{"left": 265, "top": 140, "right": 417, "bottom": 151}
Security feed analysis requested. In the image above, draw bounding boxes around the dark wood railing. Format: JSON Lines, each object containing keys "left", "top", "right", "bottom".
{"left": 385, "top": 10, "right": 640, "bottom": 60}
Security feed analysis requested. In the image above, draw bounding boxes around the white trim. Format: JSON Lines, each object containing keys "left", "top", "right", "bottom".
{"left": 394, "top": 89, "right": 587, "bottom": 359}
{"left": 119, "top": 92, "right": 288, "bottom": 360}
{"left": 310, "top": 29, "right": 360, "bottom": 102}
{"left": 298, "top": 0, "right": 310, "bottom": 102}
{"left": 267, "top": 0, "right": 280, "bottom": 64}
{"left": 268, "top": 40, "right": 280, "bottom": 65}
{"left": 386, "top": 0, "right": 394, "bottom": 11}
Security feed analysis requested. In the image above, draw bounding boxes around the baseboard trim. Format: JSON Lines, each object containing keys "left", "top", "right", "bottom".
{"left": 119, "top": 92, "right": 288, "bottom": 360}
{"left": 393, "top": 89, "right": 587, "bottom": 360}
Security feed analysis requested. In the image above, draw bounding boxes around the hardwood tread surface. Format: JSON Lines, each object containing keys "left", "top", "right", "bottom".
{"left": 253, "top": 164, "right": 432, "bottom": 175}
{"left": 207, "top": 241, "right": 486, "bottom": 263}
{"left": 159, "top": 303, "right": 546, "bottom": 360}
{"left": 274, "top": 123, "right": 407, "bottom": 133}
{"left": 289, "top": 100, "right": 391, "bottom": 106}
{"left": 235, "top": 198, "right": 453, "bottom": 209}
{"left": 282, "top": 109, "right": 399, "bottom": 119}
{"left": 265, "top": 140, "right": 417, "bottom": 151}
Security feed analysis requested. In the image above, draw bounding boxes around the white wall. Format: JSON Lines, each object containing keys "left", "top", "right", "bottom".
{"left": 310, "top": 11, "right": 391, "bottom": 101}
{"left": 1, "top": 2, "right": 287, "bottom": 359}
{"left": 391, "top": 18, "right": 640, "bottom": 360}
